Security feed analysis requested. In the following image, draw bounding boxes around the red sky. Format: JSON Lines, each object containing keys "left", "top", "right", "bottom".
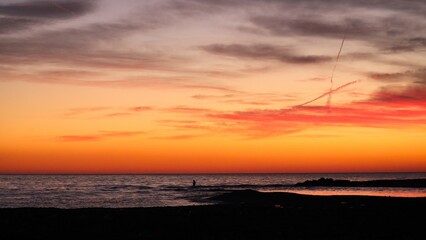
{"left": 1, "top": 0, "right": 426, "bottom": 173}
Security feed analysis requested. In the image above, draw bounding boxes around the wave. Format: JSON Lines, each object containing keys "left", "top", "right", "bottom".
{"left": 100, "top": 185, "right": 152, "bottom": 192}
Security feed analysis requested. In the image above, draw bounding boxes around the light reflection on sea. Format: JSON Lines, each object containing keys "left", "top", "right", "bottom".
{"left": 261, "top": 187, "right": 426, "bottom": 198}
{"left": 0, "top": 173, "right": 425, "bottom": 208}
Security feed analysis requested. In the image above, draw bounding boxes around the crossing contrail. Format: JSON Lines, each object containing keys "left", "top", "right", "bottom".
{"left": 290, "top": 28, "right": 357, "bottom": 110}
{"left": 294, "top": 80, "right": 358, "bottom": 108}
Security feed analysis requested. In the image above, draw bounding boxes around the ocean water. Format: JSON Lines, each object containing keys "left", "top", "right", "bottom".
{"left": 0, "top": 173, "right": 425, "bottom": 208}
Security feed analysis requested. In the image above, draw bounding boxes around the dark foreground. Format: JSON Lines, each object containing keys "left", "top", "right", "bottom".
{"left": 1, "top": 191, "right": 426, "bottom": 240}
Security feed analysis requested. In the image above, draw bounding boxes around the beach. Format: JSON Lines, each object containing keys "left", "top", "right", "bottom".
{"left": 2, "top": 190, "right": 425, "bottom": 240}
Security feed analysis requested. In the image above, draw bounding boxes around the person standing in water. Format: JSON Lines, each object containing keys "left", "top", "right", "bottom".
{"left": 192, "top": 179, "right": 196, "bottom": 187}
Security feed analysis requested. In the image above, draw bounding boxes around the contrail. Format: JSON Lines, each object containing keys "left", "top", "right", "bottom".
{"left": 289, "top": 29, "right": 356, "bottom": 110}
{"left": 294, "top": 80, "right": 358, "bottom": 108}
{"left": 326, "top": 28, "right": 348, "bottom": 110}
{"left": 330, "top": 29, "right": 347, "bottom": 85}
{"left": 326, "top": 84, "right": 333, "bottom": 110}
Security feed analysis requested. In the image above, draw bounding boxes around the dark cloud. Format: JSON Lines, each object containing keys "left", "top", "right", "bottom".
{"left": 410, "top": 38, "right": 426, "bottom": 48}
{"left": 0, "top": 17, "right": 41, "bottom": 34}
{"left": 371, "top": 84, "right": 426, "bottom": 103}
{"left": 0, "top": 0, "right": 96, "bottom": 34}
{"left": 249, "top": 14, "right": 426, "bottom": 54}
{"left": 251, "top": 17, "right": 375, "bottom": 40}
{"left": 385, "top": 37, "right": 426, "bottom": 52}
{"left": 201, "top": 44, "right": 331, "bottom": 64}
{"left": 184, "top": 0, "right": 420, "bottom": 54}
{"left": 0, "top": 18, "right": 171, "bottom": 70}
{"left": 0, "top": 0, "right": 95, "bottom": 19}
{"left": 250, "top": 16, "right": 425, "bottom": 40}
{"left": 369, "top": 68, "right": 426, "bottom": 84}
{"left": 173, "top": 0, "right": 426, "bottom": 54}
{"left": 0, "top": 1, "right": 190, "bottom": 74}
{"left": 177, "top": 0, "right": 426, "bottom": 16}
{"left": 290, "top": 0, "right": 426, "bottom": 15}
{"left": 170, "top": 0, "right": 426, "bottom": 40}
{"left": 0, "top": 2, "right": 241, "bottom": 93}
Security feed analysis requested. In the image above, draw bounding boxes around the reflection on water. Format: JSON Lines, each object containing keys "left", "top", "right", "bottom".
{"left": 263, "top": 187, "right": 426, "bottom": 198}
{"left": 0, "top": 173, "right": 425, "bottom": 208}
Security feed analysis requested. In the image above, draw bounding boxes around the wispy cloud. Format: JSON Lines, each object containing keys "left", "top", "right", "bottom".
{"left": 248, "top": 12, "right": 425, "bottom": 54}
{"left": 0, "top": 17, "right": 40, "bottom": 34}
{"left": 102, "top": 106, "right": 154, "bottom": 118}
{"left": 56, "top": 131, "right": 144, "bottom": 142}
{"left": 171, "top": 0, "right": 425, "bottom": 19}
{"left": 163, "top": 106, "right": 214, "bottom": 114}
{"left": 102, "top": 112, "right": 133, "bottom": 118}
{"left": 151, "top": 134, "right": 204, "bottom": 140}
{"left": 192, "top": 92, "right": 297, "bottom": 106}
{"left": 0, "top": 0, "right": 95, "bottom": 34}
{"left": 201, "top": 44, "right": 331, "bottom": 64}
{"left": 62, "top": 107, "right": 112, "bottom": 117}
{"left": 158, "top": 119, "right": 214, "bottom": 132}
{"left": 3, "top": 72, "right": 236, "bottom": 93}
{"left": 205, "top": 103, "right": 426, "bottom": 138}
{"left": 62, "top": 106, "right": 153, "bottom": 118}
{"left": 128, "top": 106, "right": 153, "bottom": 112}
{"left": 2, "top": 0, "right": 424, "bottom": 93}
{"left": 0, "top": 1, "right": 176, "bottom": 72}
{"left": 166, "top": 83, "right": 426, "bottom": 138}
{"left": 369, "top": 68, "right": 426, "bottom": 84}
{"left": 366, "top": 67, "right": 426, "bottom": 105}
{"left": 3, "top": 0, "right": 426, "bottom": 142}
{"left": 369, "top": 84, "right": 426, "bottom": 104}
{"left": 191, "top": 94, "right": 235, "bottom": 100}
{"left": 0, "top": 0, "right": 95, "bottom": 19}
{"left": 384, "top": 37, "right": 426, "bottom": 52}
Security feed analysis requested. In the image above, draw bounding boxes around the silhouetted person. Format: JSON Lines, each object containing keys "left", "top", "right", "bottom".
{"left": 192, "top": 179, "right": 196, "bottom": 187}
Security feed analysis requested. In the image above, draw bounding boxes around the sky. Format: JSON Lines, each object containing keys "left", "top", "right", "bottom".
{"left": 0, "top": 0, "right": 425, "bottom": 174}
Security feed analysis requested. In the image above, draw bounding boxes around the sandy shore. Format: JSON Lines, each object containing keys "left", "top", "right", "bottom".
{"left": 1, "top": 190, "right": 425, "bottom": 239}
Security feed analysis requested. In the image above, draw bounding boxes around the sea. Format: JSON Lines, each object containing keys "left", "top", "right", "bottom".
{"left": 1, "top": 173, "right": 426, "bottom": 208}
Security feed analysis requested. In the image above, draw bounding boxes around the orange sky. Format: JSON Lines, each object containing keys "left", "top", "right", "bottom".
{"left": 1, "top": 0, "right": 426, "bottom": 173}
